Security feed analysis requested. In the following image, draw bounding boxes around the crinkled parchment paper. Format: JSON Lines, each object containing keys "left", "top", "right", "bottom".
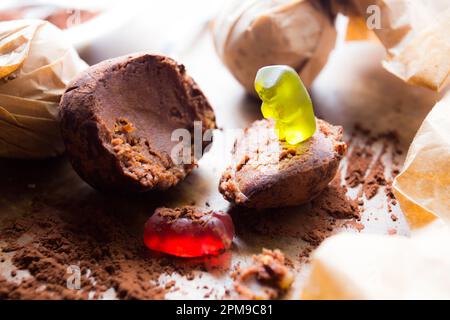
{"left": 393, "top": 93, "right": 450, "bottom": 229}
{"left": 0, "top": 19, "right": 87, "bottom": 159}
{"left": 341, "top": 0, "right": 450, "bottom": 91}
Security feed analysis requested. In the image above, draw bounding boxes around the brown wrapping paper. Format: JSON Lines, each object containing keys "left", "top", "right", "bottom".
{"left": 0, "top": 19, "right": 88, "bottom": 159}
{"left": 344, "top": 0, "right": 450, "bottom": 91}
{"left": 213, "top": 0, "right": 336, "bottom": 94}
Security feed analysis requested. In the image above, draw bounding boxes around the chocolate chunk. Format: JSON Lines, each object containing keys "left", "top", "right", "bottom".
{"left": 60, "top": 54, "right": 216, "bottom": 192}
{"left": 219, "top": 119, "right": 346, "bottom": 208}
{"left": 233, "top": 249, "right": 293, "bottom": 300}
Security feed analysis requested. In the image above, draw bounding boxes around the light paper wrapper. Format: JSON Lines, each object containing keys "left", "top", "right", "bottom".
{"left": 0, "top": 19, "right": 88, "bottom": 159}
{"left": 343, "top": 0, "right": 450, "bottom": 91}
{"left": 393, "top": 92, "right": 450, "bottom": 229}
{"left": 301, "top": 93, "right": 450, "bottom": 299}
{"left": 301, "top": 226, "right": 450, "bottom": 300}
{"left": 213, "top": 0, "right": 336, "bottom": 94}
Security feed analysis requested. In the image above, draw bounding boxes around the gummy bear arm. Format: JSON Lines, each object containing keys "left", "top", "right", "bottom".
{"left": 261, "top": 102, "right": 275, "bottom": 119}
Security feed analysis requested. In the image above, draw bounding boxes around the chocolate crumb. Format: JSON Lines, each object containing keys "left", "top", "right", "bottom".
{"left": 186, "top": 272, "right": 195, "bottom": 281}
{"left": 164, "top": 280, "right": 176, "bottom": 290}
{"left": 388, "top": 228, "right": 397, "bottom": 235}
{"left": 157, "top": 206, "right": 211, "bottom": 225}
{"left": 233, "top": 249, "right": 293, "bottom": 300}
{"left": 344, "top": 220, "right": 365, "bottom": 232}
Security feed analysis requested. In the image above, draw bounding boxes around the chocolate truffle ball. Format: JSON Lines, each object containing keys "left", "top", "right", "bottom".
{"left": 219, "top": 118, "right": 346, "bottom": 209}
{"left": 60, "top": 54, "right": 216, "bottom": 192}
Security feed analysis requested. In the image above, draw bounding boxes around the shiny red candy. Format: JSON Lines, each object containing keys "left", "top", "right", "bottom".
{"left": 144, "top": 207, "right": 235, "bottom": 258}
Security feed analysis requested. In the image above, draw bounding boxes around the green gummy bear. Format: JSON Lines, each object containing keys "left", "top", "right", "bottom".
{"left": 254, "top": 65, "right": 316, "bottom": 145}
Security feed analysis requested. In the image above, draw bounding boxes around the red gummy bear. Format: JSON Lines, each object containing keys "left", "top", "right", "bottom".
{"left": 144, "top": 207, "right": 235, "bottom": 258}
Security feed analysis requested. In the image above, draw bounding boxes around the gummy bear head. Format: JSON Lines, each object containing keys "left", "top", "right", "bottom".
{"left": 254, "top": 65, "right": 299, "bottom": 103}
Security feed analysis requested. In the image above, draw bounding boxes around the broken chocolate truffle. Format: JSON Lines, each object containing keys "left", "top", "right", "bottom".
{"left": 60, "top": 54, "right": 216, "bottom": 192}
{"left": 219, "top": 118, "right": 346, "bottom": 208}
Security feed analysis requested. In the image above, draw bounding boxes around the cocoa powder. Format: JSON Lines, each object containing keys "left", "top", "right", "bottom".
{"left": 363, "top": 157, "right": 386, "bottom": 200}
{"left": 0, "top": 199, "right": 203, "bottom": 300}
{"left": 231, "top": 175, "right": 360, "bottom": 250}
{"left": 345, "top": 146, "right": 373, "bottom": 188}
{"left": 345, "top": 126, "right": 401, "bottom": 204}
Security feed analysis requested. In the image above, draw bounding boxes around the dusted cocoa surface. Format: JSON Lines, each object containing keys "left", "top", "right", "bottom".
{"left": 0, "top": 133, "right": 380, "bottom": 300}
{"left": 0, "top": 158, "right": 230, "bottom": 300}
{"left": 60, "top": 53, "right": 216, "bottom": 192}
{"left": 219, "top": 118, "right": 347, "bottom": 209}
{"left": 0, "top": 36, "right": 427, "bottom": 300}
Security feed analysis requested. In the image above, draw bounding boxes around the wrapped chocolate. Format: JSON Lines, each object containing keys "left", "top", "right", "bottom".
{"left": 213, "top": 0, "right": 336, "bottom": 94}
{"left": 340, "top": 0, "right": 450, "bottom": 91}
{"left": 301, "top": 226, "right": 450, "bottom": 300}
{"left": 0, "top": 19, "right": 88, "bottom": 159}
{"left": 393, "top": 92, "right": 450, "bottom": 229}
